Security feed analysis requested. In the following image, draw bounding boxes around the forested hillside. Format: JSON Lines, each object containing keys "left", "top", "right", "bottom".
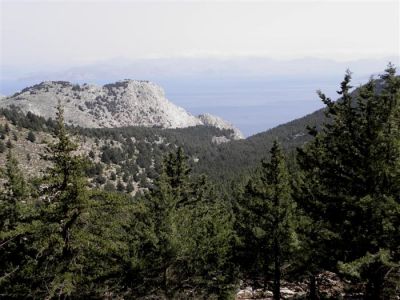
{"left": 200, "top": 78, "right": 391, "bottom": 181}
{"left": 0, "top": 77, "right": 386, "bottom": 187}
{"left": 0, "top": 86, "right": 348, "bottom": 190}
{"left": 1, "top": 65, "right": 399, "bottom": 299}
{"left": 0, "top": 106, "right": 237, "bottom": 194}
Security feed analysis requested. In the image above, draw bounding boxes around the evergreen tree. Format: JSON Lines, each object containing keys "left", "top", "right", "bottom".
{"left": 173, "top": 175, "right": 236, "bottom": 298}
{"left": 144, "top": 147, "right": 235, "bottom": 298}
{"left": 297, "top": 65, "right": 400, "bottom": 299}
{"left": 4, "top": 123, "right": 10, "bottom": 134}
{"left": 0, "top": 149, "right": 32, "bottom": 297}
{"left": 264, "top": 142, "right": 297, "bottom": 300}
{"left": 78, "top": 189, "right": 154, "bottom": 297}
{"left": 6, "top": 139, "right": 12, "bottom": 148}
{"left": 236, "top": 141, "right": 297, "bottom": 299}
{"left": 144, "top": 147, "right": 191, "bottom": 298}
{"left": 27, "top": 130, "right": 36, "bottom": 143}
{"left": 0, "top": 140, "right": 5, "bottom": 153}
{"left": 30, "top": 102, "right": 90, "bottom": 298}
{"left": 126, "top": 180, "right": 134, "bottom": 193}
{"left": 116, "top": 179, "right": 125, "bottom": 192}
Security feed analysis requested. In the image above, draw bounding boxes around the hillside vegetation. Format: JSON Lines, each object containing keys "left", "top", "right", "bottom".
{"left": 0, "top": 65, "right": 399, "bottom": 299}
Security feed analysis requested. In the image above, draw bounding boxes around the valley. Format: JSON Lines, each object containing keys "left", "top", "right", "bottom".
{"left": 0, "top": 68, "right": 399, "bottom": 299}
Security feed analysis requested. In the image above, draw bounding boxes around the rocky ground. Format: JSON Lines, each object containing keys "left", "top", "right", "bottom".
{"left": 236, "top": 272, "right": 365, "bottom": 300}
{"left": 0, "top": 117, "right": 141, "bottom": 194}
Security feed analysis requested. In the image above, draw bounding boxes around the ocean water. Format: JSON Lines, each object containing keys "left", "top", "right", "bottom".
{"left": 0, "top": 74, "right": 371, "bottom": 137}
{"left": 159, "top": 76, "right": 368, "bottom": 137}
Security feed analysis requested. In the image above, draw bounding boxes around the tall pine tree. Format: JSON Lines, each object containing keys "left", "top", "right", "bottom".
{"left": 297, "top": 65, "right": 400, "bottom": 299}
{"left": 236, "top": 141, "right": 297, "bottom": 299}
{"left": 144, "top": 147, "right": 235, "bottom": 299}
{"left": 0, "top": 149, "right": 32, "bottom": 297}
{"left": 31, "top": 102, "right": 90, "bottom": 298}
{"left": 143, "top": 147, "right": 191, "bottom": 298}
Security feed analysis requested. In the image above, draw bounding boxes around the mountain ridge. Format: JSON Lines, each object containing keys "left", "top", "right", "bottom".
{"left": 0, "top": 79, "right": 244, "bottom": 139}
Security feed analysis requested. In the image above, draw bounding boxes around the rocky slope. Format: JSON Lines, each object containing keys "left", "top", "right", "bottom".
{"left": 199, "top": 113, "right": 244, "bottom": 139}
{"left": 0, "top": 109, "right": 239, "bottom": 195}
{"left": 235, "top": 271, "right": 362, "bottom": 300}
{"left": 0, "top": 80, "right": 243, "bottom": 139}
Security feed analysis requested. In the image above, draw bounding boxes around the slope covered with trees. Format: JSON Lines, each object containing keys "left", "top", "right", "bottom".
{"left": 0, "top": 77, "right": 383, "bottom": 187}
{"left": 0, "top": 65, "right": 399, "bottom": 299}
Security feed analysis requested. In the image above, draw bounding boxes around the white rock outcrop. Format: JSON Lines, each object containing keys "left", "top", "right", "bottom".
{"left": 198, "top": 113, "right": 244, "bottom": 139}
{"left": 0, "top": 80, "right": 244, "bottom": 139}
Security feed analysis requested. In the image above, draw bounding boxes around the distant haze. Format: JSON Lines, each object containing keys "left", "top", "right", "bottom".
{"left": 1, "top": 56, "right": 398, "bottom": 136}
{"left": 1, "top": 1, "right": 398, "bottom": 65}
{"left": 1, "top": 1, "right": 399, "bottom": 136}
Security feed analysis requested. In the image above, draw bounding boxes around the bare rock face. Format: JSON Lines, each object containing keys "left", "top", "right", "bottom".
{"left": 0, "top": 80, "right": 243, "bottom": 135}
{"left": 198, "top": 113, "right": 244, "bottom": 140}
{"left": 212, "top": 136, "right": 231, "bottom": 145}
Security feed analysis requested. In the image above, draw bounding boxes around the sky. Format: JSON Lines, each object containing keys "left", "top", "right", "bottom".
{"left": 1, "top": 0, "right": 399, "bottom": 68}
{"left": 0, "top": 0, "right": 399, "bottom": 136}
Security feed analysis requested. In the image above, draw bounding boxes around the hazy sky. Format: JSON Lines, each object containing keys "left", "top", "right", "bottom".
{"left": 0, "top": 0, "right": 399, "bottom": 136}
{"left": 1, "top": 0, "right": 399, "bottom": 68}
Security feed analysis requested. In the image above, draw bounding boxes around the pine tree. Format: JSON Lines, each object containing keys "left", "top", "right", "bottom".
{"left": 0, "top": 149, "right": 31, "bottom": 296}
{"left": 144, "top": 147, "right": 190, "bottom": 297}
{"left": 4, "top": 123, "right": 10, "bottom": 134}
{"left": 116, "top": 179, "right": 125, "bottom": 192}
{"left": 297, "top": 65, "right": 400, "bottom": 299}
{"left": 237, "top": 141, "right": 297, "bottom": 299}
{"left": 144, "top": 147, "right": 235, "bottom": 298}
{"left": 0, "top": 140, "right": 5, "bottom": 153}
{"left": 173, "top": 175, "right": 236, "bottom": 298}
{"left": 126, "top": 180, "right": 134, "bottom": 193}
{"left": 27, "top": 130, "right": 36, "bottom": 143}
{"left": 79, "top": 189, "right": 154, "bottom": 297}
{"left": 264, "top": 142, "right": 297, "bottom": 300}
{"left": 2, "top": 149, "right": 28, "bottom": 204}
{"left": 31, "top": 102, "right": 90, "bottom": 298}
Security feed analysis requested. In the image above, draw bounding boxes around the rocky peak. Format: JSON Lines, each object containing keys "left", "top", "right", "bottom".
{"left": 0, "top": 80, "right": 244, "bottom": 139}
{"left": 198, "top": 113, "right": 244, "bottom": 139}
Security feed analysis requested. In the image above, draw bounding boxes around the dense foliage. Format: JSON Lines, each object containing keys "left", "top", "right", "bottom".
{"left": 235, "top": 141, "right": 298, "bottom": 299}
{"left": 296, "top": 65, "right": 400, "bottom": 299}
{"left": 0, "top": 105, "right": 237, "bottom": 299}
{"left": 0, "top": 65, "right": 399, "bottom": 299}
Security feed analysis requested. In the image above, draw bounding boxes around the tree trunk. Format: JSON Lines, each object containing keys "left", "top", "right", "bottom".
{"left": 273, "top": 236, "right": 281, "bottom": 300}
{"left": 263, "top": 257, "right": 269, "bottom": 291}
{"left": 162, "top": 266, "right": 169, "bottom": 300}
{"left": 365, "top": 276, "right": 384, "bottom": 300}
{"left": 309, "top": 274, "right": 319, "bottom": 300}
{"left": 364, "top": 263, "right": 387, "bottom": 300}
